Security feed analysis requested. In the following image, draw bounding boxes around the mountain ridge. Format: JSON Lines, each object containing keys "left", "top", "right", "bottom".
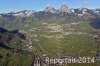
{"left": 0, "top": 4, "right": 100, "bottom": 17}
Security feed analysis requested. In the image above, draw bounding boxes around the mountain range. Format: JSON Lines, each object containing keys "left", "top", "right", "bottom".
{"left": 0, "top": 4, "right": 100, "bottom": 27}
{"left": 0, "top": 4, "right": 100, "bottom": 18}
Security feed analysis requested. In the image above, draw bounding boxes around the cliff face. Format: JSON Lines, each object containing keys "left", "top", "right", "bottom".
{"left": 44, "top": 5, "right": 56, "bottom": 13}
{"left": 59, "top": 4, "right": 70, "bottom": 13}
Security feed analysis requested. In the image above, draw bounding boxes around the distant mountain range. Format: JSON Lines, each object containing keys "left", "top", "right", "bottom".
{"left": 0, "top": 4, "right": 100, "bottom": 17}
{"left": 0, "top": 4, "right": 100, "bottom": 27}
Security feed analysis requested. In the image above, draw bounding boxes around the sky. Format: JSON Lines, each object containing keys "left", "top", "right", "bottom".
{"left": 0, "top": 0, "right": 99, "bottom": 13}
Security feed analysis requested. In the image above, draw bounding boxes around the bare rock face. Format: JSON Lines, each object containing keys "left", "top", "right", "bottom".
{"left": 59, "top": 4, "right": 70, "bottom": 13}
{"left": 44, "top": 6, "right": 56, "bottom": 13}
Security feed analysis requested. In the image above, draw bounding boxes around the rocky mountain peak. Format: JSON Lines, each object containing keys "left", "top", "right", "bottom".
{"left": 44, "top": 5, "right": 56, "bottom": 13}
{"left": 59, "top": 4, "right": 70, "bottom": 13}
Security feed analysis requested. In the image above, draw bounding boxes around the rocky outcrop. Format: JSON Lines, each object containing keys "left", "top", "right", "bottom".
{"left": 59, "top": 4, "right": 70, "bottom": 13}
{"left": 44, "top": 5, "right": 56, "bottom": 13}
